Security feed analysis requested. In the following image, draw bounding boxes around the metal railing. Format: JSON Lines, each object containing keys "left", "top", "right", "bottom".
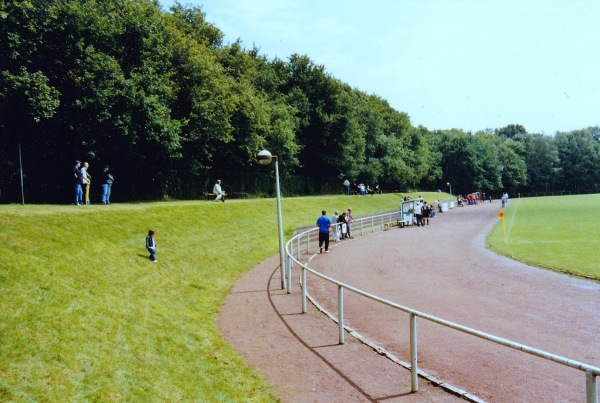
{"left": 283, "top": 213, "right": 600, "bottom": 403}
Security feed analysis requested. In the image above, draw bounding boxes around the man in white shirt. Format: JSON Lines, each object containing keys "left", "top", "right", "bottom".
{"left": 213, "top": 180, "right": 225, "bottom": 202}
{"left": 331, "top": 211, "right": 340, "bottom": 242}
{"left": 81, "top": 162, "right": 91, "bottom": 205}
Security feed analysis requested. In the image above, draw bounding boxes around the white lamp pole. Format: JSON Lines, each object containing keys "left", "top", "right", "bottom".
{"left": 447, "top": 182, "right": 452, "bottom": 197}
{"left": 257, "top": 149, "right": 286, "bottom": 290}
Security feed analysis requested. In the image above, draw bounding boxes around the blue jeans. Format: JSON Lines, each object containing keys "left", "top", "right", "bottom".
{"left": 74, "top": 183, "right": 83, "bottom": 205}
{"left": 101, "top": 184, "right": 111, "bottom": 204}
{"left": 147, "top": 247, "right": 156, "bottom": 261}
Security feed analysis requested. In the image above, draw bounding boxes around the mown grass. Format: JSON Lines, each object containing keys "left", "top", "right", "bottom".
{"left": 487, "top": 194, "right": 600, "bottom": 280}
{"left": 0, "top": 192, "right": 445, "bottom": 401}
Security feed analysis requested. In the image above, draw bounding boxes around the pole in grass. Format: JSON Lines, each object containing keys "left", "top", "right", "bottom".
{"left": 19, "top": 143, "right": 25, "bottom": 205}
{"left": 257, "top": 149, "right": 286, "bottom": 290}
{"left": 498, "top": 209, "right": 507, "bottom": 242}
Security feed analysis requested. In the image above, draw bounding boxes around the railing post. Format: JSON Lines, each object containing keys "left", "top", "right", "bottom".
{"left": 301, "top": 267, "right": 307, "bottom": 313}
{"left": 587, "top": 370, "right": 598, "bottom": 403}
{"left": 371, "top": 216, "right": 374, "bottom": 234}
{"left": 360, "top": 217, "right": 364, "bottom": 236}
{"left": 287, "top": 255, "right": 292, "bottom": 294}
{"left": 306, "top": 232, "right": 310, "bottom": 254}
{"left": 410, "top": 313, "right": 419, "bottom": 392}
{"left": 297, "top": 236, "right": 300, "bottom": 260}
{"left": 338, "top": 285, "right": 345, "bottom": 344}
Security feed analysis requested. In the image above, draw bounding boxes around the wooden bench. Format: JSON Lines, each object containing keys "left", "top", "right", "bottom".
{"left": 384, "top": 221, "right": 397, "bottom": 230}
{"left": 205, "top": 193, "right": 216, "bottom": 200}
{"left": 398, "top": 219, "right": 410, "bottom": 228}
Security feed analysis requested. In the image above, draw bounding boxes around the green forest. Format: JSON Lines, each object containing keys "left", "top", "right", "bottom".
{"left": 1, "top": 0, "right": 599, "bottom": 203}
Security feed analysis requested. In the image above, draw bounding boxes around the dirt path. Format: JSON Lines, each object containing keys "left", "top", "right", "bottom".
{"left": 218, "top": 201, "right": 600, "bottom": 402}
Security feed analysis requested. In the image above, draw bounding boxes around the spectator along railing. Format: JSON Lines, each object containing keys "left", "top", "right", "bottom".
{"left": 283, "top": 212, "right": 600, "bottom": 403}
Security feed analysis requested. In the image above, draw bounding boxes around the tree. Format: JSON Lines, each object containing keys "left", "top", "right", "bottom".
{"left": 555, "top": 129, "right": 600, "bottom": 192}
{"left": 494, "top": 137, "right": 528, "bottom": 193}
{"left": 523, "top": 133, "right": 560, "bottom": 192}
{"left": 496, "top": 124, "right": 527, "bottom": 140}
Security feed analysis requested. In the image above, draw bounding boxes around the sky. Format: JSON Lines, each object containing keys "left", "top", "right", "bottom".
{"left": 159, "top": 0, "right": 599, "bottom": 135}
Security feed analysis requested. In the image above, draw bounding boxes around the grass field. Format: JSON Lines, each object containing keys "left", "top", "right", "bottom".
{"left": 487, "top": 194, "right": 600, "bottom": 280}
{"left": 0, "top": 192, "right": 447, "bottom": 401}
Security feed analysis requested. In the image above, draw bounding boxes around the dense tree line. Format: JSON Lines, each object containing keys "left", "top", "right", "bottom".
{"left": 424, "top": 125, "right": 600, "bottom": 197}
{"left": 1, "top": 1, "right": 598, "bottom": 203}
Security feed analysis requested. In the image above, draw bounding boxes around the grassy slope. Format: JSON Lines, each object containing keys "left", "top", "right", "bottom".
{"left": 0, "top": 192, "right": 445, "bottom": 401}
{"left": 487, "top": 194, "right": 600, "bottom": 279}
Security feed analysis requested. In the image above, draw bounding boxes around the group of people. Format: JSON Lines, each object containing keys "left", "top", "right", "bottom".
{"left": 402, "top": 196, "right": 435, "bottom": 226}
{"left": 72, "top": 160, "right": 114, "bottom": 205}
{"left": 457, "top": 193, "right": 486, "bottom": 206}
{"left": 343, "top": 179, "right": 381, "bottom": 196}
{"left": 316, "top": 207, "right": 355, "bottom": 253}
{"left": 414, "top": 200, "right": 434, "bottom": 226}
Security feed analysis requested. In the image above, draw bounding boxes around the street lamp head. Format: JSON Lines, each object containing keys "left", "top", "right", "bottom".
{"left": 257, "top": 149, "right": 273, "bottom": 165}
{"left": 446, "top": 182, "right": 450, "bottom": 186}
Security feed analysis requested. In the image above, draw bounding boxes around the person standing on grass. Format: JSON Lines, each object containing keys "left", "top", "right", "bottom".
{"left": 81, "top": 162, "right": 91, "bottom": 205}
{"left": 146, "top": 229, "right": 157, "bottom": 262}
{"left": 316, "top": 210, "right": 331, "bottom": 253}
{"left": 73, "top": 160, "right": 83, "bottom": 205}
{"left": 101, "top": 165, "right": 114, "bottom": 205}
{"left": 213, "top": 179, "right": 225, "bottom": 202}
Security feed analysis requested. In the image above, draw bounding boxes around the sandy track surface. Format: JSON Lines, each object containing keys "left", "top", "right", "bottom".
{"left": 219, "top": 201, "right": 600, "bottom": 402}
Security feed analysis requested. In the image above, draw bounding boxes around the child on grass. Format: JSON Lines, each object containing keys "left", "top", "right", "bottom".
{"left": 146, "top": 229, "right": 157, "bottom": 262}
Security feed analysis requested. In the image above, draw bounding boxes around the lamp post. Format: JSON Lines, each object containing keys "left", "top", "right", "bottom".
{"left": 447, "top": 182, "right": 452, "bottom": 197}
{"left": 257, "top": 149, "right": 286, "bottom": 290}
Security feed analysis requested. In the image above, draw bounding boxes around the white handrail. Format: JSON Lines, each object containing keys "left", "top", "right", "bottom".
{"left": 284, "top": 214, "right": 600, "bottom": 402}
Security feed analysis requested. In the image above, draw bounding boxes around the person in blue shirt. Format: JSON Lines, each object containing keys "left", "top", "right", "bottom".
{"left": 316, "top": 210, "right": 332, "bottom": 254}
{"left": 146, "top": 229, "right": 157, "bottom": 262}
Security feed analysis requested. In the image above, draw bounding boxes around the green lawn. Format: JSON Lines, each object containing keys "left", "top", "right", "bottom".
{"left": 0, "top": 192, "right": 446, "bottom": 401}
{"left": 487, "top": 194, "right": 600, "bottom": 280}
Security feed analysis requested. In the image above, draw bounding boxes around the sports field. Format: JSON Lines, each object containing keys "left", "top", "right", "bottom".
{"left": 487, "top": 194, "right": 600, "bottom": 280}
